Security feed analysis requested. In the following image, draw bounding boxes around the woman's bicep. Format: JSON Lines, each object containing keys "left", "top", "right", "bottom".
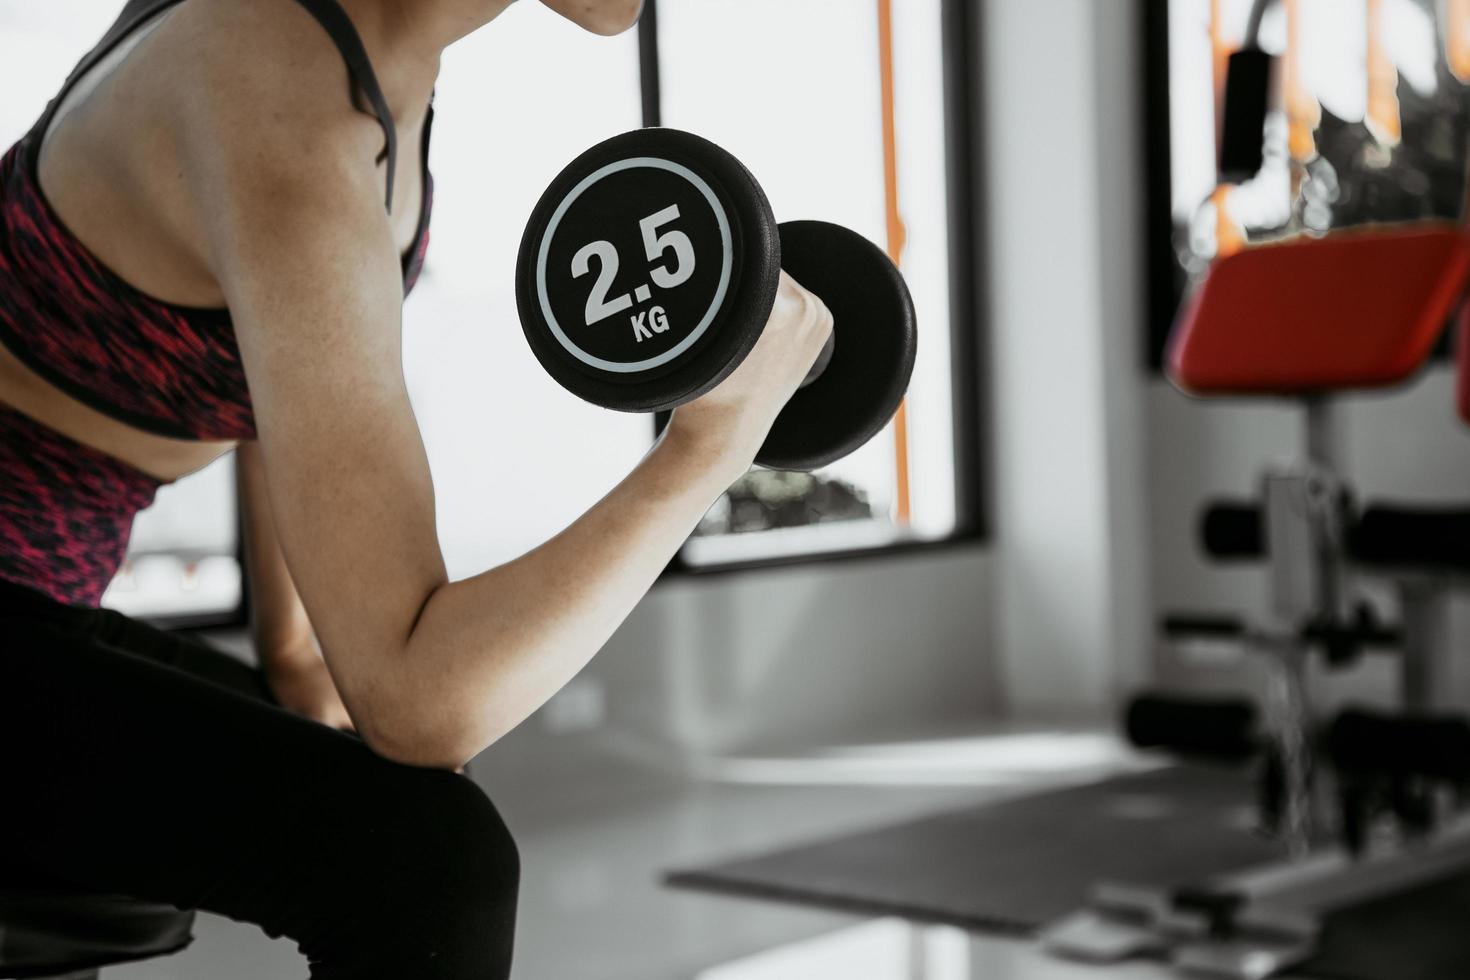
{"left": 246, "top": 343, "right": 446, "bottom": 683}
{"left": 195, "top": 129, "right": 448, "bottom": 708}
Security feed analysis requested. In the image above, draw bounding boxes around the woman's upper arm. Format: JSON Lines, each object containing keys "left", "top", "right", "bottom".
{"left": 179, "top": 43, "right": 448, "bottom": 725}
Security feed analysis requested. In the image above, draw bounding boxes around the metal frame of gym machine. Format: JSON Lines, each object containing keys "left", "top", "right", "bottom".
{"left": 1041, "top": 381, "right": 1470, "bottom": 977}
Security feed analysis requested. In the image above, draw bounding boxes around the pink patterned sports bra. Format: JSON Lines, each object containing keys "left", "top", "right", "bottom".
{"left": 0, "top": 0, "right": 433, "bottom": 606}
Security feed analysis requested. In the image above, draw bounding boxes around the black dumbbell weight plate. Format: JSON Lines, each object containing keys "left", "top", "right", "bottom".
{"left": 516, "top": 128, "right": 781, "bottom": 413}
{"left": 757, "top": 221, "right": 917, "bottom": 471}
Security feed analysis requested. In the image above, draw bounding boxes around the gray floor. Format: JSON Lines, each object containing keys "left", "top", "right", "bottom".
{"left": 106, "top": 724, "right": 1181, "bottom": 980}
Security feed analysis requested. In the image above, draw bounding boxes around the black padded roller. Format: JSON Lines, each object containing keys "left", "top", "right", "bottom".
{"left": 1200, "top": 501, "right": 1265, "bottom": 561}
{"left": 1200, "top": 500, "right": 1470, "bottom": 570}
{"left": 1124, "top": 693, "right": 1261, "bottom": 762}
{"left": 1328, "top": 709, "right": 1470, "bottom": 782}
{"left": 1350, "top": 506, "right": 1470, "bottom": 571}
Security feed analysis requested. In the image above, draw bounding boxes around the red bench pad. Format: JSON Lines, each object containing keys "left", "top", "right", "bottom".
{"left": 1169, "top": 224, "right": 1470, "bottom": 395}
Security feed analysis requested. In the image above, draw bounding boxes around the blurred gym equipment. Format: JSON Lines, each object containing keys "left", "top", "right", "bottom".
{"left": 1044, "top": 118, "right": 1470, "bottom": 980}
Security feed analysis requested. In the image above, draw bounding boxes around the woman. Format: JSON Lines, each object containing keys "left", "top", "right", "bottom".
{"left": 0, "top": 0, "right": 832, "bottom": 975}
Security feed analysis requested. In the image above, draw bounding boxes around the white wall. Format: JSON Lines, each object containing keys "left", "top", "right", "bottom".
{"left": 981, "top": 0, "right": 1153, "bottom": 721}
{"left": 582, "top": 547, "right": 997, "bottom": 759}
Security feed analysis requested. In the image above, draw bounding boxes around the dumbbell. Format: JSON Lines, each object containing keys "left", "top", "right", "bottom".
{"left": 515, "top": 128, "right": 917, "bottom": 471}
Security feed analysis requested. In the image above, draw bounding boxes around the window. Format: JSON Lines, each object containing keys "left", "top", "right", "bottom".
{"left": 654, "top": 0, "right": 976, "bottom": 567}
{"left": 1146, "top": 0, "right": 1470, "bottom": 365}
{"left": 411, "top": 0, "right": 983, "bottom": 576}
{"left": 400, "top": 3, "right": 651, "bottom": 581}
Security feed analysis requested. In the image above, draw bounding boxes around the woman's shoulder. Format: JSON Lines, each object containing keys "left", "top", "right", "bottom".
{"left": 158, "top": 1, "right": 375, "bottom": 148}
{"left": 160, "top": 1, "right": 389, "bottom": 201}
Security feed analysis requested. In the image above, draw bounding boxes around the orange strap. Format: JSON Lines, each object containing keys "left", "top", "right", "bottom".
{"left": 1366, "top": 0, "right": 1402, "bottom": 145}
{"left": 1209, "top": 0, "right": 1318, "bottom": 253}
{"left": 1283, "top": 0, "right": 1320, "bottom": 161}
{"left": 1208, "top": 0, "right": 1243, "bottom": 255}
{"left": 876, "top": 0, "right": 911, "bottom": 525}
{"left": 1210, "top": 0, "right": 1230, "bottom": 127}
{"left": 1449, "top": 0, "right": 1470, "bottom": 82}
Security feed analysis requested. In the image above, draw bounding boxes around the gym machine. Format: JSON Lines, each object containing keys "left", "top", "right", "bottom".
{"left": 1040, "top": 3, "right": 1470, "bottom": 961}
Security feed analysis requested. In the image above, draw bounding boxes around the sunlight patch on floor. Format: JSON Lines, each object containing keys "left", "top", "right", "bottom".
{"left": 703, "top": 731, "right": 1156, "bottom": 787}
{"left": 697, "top": 919, "right": 970, "bottom": 980}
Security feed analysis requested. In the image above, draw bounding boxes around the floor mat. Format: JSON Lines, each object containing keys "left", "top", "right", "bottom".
{"left": 667, "top": 766, "right": 1470, "bottom": 979}
{"left": 1303, "top": 871, "right": 1470, "bottom": 980}
{"left": 665, "top": 766, "right": 1284, "bottom": 934}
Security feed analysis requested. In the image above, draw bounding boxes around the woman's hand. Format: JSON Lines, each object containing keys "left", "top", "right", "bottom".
{"left": 666, "top": 270, "right": 834, "bottom": 470}
{"left": 262, "top": 645, "right": 355, "bottom": 732}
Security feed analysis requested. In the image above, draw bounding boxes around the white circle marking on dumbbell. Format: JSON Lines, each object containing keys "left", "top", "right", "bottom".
{"left": 536, "top": 157, "right": 733, "bottom": 373}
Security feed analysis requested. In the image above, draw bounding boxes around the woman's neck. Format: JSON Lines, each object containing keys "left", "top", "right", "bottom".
{"left": 340, "top": 0, "right": 515, "bottom": 112}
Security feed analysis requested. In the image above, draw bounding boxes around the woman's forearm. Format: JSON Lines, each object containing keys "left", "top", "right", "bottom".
{"left": 360, "top": 424, "right": 749, "bottom": 767}
{"left": 237, "top": 442, "right": 318, "bottom": 665}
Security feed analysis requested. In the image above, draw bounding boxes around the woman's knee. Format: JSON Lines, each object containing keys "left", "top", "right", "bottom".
{"left": 306, "top": 762, "right": 520, "bottom": 978}
{"left": 414, "top": 766, "right": 521, "bottom": 907}
{"left": 400, "top": 770, "right": 519, "bottom": 974}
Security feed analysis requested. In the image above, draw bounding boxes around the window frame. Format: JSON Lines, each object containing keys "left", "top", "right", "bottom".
{"left": 1143, "top": 0, "right": 1179, "bottom": 373}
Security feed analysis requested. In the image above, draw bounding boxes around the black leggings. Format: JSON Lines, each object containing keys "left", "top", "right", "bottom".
{"left": 0, "top": 578, "right": 518, "bottom": 979}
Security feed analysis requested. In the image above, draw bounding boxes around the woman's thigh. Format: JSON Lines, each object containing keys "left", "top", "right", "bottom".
{"left": 0, "top": 613, "right": 518, "bottom": 977}
{"left": 85, "top": 605, "right": 279, "bottom": 704}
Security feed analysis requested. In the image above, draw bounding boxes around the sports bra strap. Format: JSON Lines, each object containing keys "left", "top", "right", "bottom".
{"left": 289, "top": 0, "right": 400, "bottom": 213}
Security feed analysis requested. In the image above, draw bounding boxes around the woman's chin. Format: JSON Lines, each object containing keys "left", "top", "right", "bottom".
{"left": 541, "top": 0, "right": 643, "bottom": 36}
